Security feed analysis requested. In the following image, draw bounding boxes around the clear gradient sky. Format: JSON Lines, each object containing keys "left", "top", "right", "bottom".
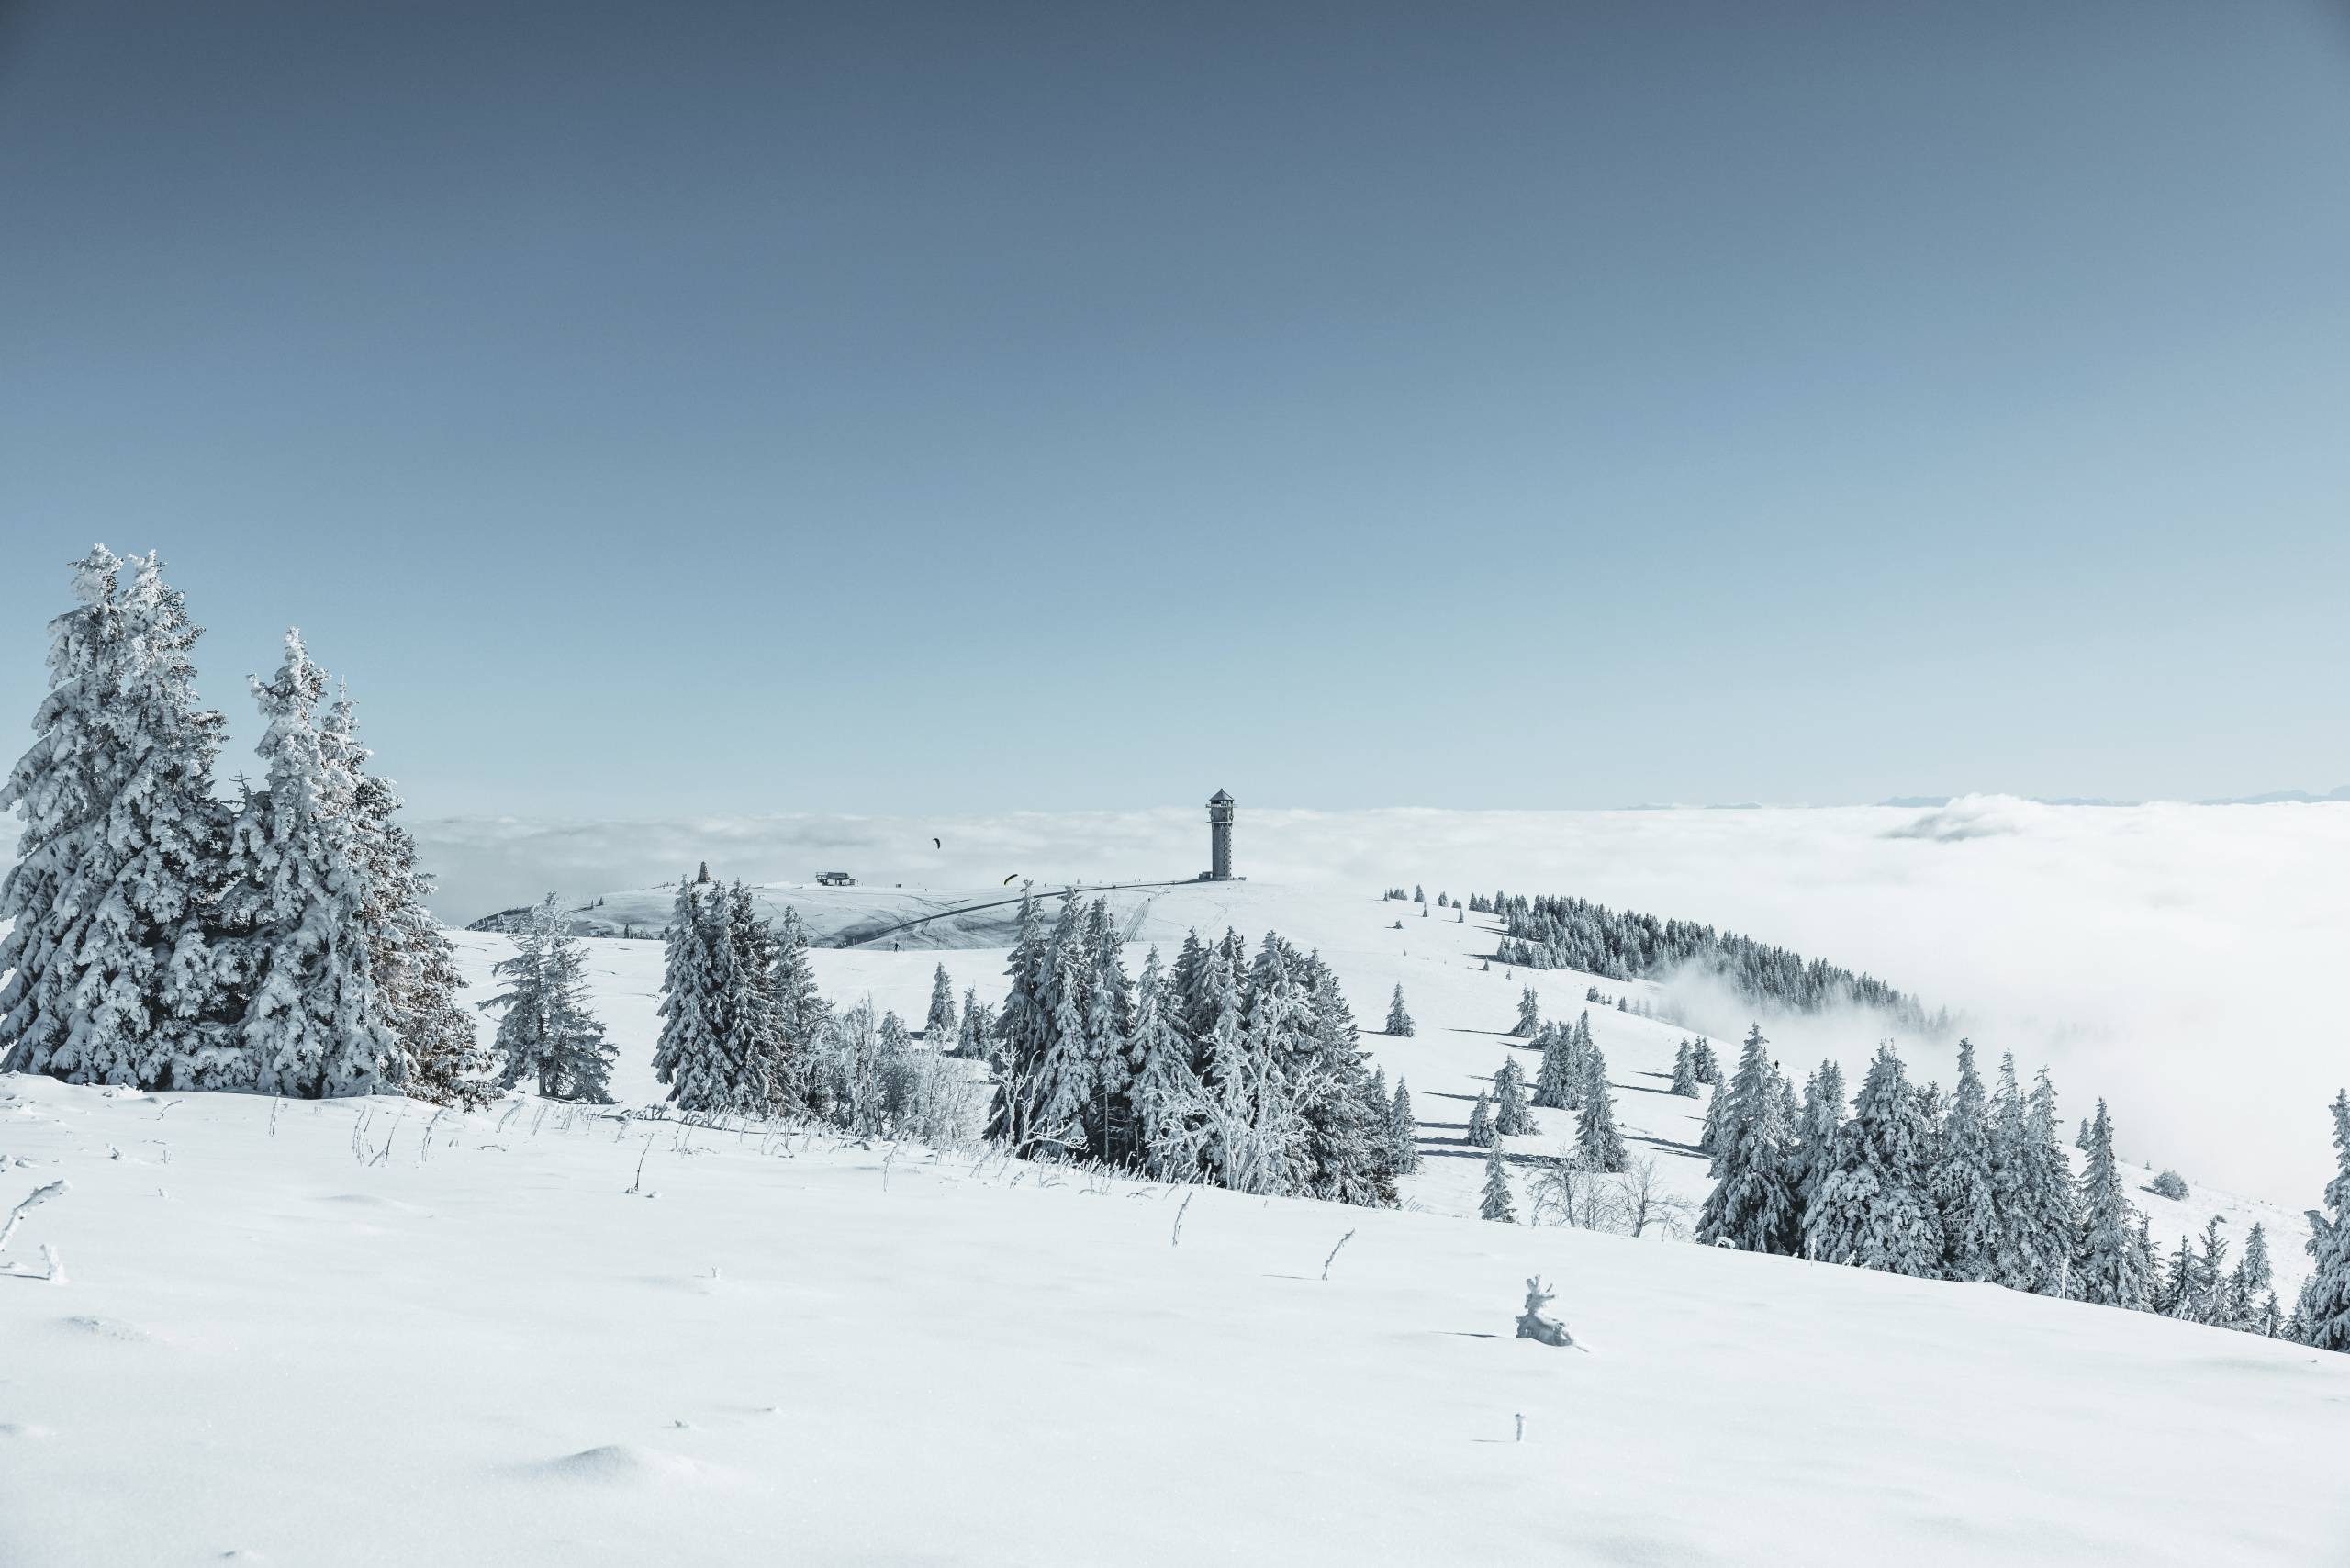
{"left": 3, "top": 2, "right": 2346, "bottom": 819}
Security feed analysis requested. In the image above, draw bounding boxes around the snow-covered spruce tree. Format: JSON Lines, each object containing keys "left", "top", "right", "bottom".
{"left": 1530, "top": 1023, "right": 1573, "bottom": 1109}
{"left": 924, "top": 963, "right": 957, "bottom": 1041}
{"left": 986, "top": 890, "right": 1054, "bottom": 1152}
{"left": 1080, "top": 899, "right": 1137, "bottom": 1164}
{"left": 1126, "top": 946, "right": 1199, "bottom": 1180}
{"left": 1695, "top": 1025, "right": 1797, "bottom": 1253}
{"left": 1384, "top": 983, "right": 1414, "bottom": 1036}
{"left": 1699, "top": 1076, "right": 1730, "bottom": 1170}
{"left": 1031, "top": 899, "right": 1100, "bottom": 1155}
{"left": 485, "top": 896, "right": 614, "bottom": 1103}
{"left": 1494, "top": 1058, "right": 1535, "bottom": 1137}
{"left": 1788, "top": 1060, "right": 1847, "bottom": 1219}
{"left": 1804, "top": 1043, "right": 1944, "bottom": 1277}
{"left": 1690, "top": 1037, "right": 1718, "bottom": 1085}
{"left": 2192, "top": 1217, "right": 2232, "bottom": 1326}
{"left": 1161, "top": 936, "right": 1312, "bottom": 1197}
{"left": 950, "top": 987, "right": 988, "bottom": 1060}
{"left": 1572, "top": 1047, "right": 1626, "bottom": 1173}
{"left": 1389, "top": 1078, "right": 1421, "bottom": 1174}
{"left": 323, "top": 693, "right": 491, "bottom": 1107}
{"left": 2294, "top": 1090, "right": 2350, "bottom": 1351}
{"left": 1480, "top": 1139, "right": 1516, "bottom": 1223}
{"left": 652, "top": 868, "right": 746, "bottom": 1114}
{"left": 1989, "top": 1053, "right": 2075, "bottom": 1295}
{"left": 2074, "top": 1099, "right": 2149, "bottom": 1309}
{"left": 1511, "top": 986, "right": 1540, "bottom": 1037}
{"left": 216, "top": 633, "right": 402, "bottom": 1098}
{"left": 2156, "top": 1235, "right": 2194, "bottom": 1316}
{"left": 548, "top": 917, "right": 615, "bottom": 1109}
{"left": 1930, "top": 1039, "right": 2001, "bottom": 1283}
{"left": 2150, "top": 1170, "right": 2189, "bottom": 1201}
{"left": 723, "top": 882, "right": 793, "bottom": 1113}
{"left": 769, "top": 905, "right": 828, "bottom": 1066}
{"left": 876, "top": 1009, "right": 916, "bottom": 1129}
{"left": 1670, "top": 1041, "right": 1699, "bottom": 1097}
{"left": 2228, "top": 1222, "right": 2273, "bottom": 1330}
{"left": 1, "top": 548, "right": 232, "bottom": 1088}
{"left": 1297, "top": 946, "right": 1393, "bottom": 1205}
{"left": 1466, "top": 1091, "right": 1494, "bottom": 1148}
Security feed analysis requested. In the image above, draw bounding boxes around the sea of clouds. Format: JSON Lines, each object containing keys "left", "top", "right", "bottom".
{"left": 406, "top": 797, "right": 2350, "bottom": 1208}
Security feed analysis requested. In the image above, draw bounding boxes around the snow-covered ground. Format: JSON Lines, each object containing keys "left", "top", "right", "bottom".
{"left": 444, "top": 881, "right": 2322, "bottom": 1303}
{"left": 423, "top": 799, "right": 2350, "bottom": 1207}
{"left": 5, "top": 879, "right": 2343, "bottom": 1565}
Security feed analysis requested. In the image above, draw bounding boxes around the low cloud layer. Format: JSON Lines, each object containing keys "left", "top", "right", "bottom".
{"left": 408, "top": 797, "right": 2350, "bottom": 1207}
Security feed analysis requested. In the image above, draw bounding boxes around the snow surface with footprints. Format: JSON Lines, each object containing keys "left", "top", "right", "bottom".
{"left": 1, "top": 882, "right": 2344, "bottom": 1565}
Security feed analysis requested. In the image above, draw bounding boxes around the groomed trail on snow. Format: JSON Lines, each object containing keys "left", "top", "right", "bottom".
{"left": 3, "top": 884, "right": 2344, "bottom": 1565}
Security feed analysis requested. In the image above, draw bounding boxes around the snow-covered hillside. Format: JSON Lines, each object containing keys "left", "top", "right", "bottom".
{"left": 5, "top": 1074, "right": 2346, "bottom": 1566}
{"left": 4, "top": 879, "right": 2342, "bottom": 1564}
{"left": 442, "top": 883, "right": 2322, "bottom": 1303}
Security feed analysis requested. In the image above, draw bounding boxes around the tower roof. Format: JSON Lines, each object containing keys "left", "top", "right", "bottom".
{"left": 1208, "top": 789, "right": 1234, "bottom": 805}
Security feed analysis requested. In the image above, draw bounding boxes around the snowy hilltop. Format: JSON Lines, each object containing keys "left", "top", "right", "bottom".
{"left": 4, "top": 550, "right": 2350, "bottom": 1563}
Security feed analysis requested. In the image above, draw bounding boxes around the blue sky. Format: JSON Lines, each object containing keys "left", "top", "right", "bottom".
{"left": 3, "top": 2, "right": 2346, "bottom": 818}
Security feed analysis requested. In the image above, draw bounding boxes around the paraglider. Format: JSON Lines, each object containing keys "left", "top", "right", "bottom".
{"left": 933, "top": 837, "right": 942, "bottom": 849}
{"left": 1002, "top": 873, "right": 1018, "bottom": 886}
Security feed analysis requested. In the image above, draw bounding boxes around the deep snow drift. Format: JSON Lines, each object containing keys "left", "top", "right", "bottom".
{"left": 4, "top": 882, "right": 2343, "bottom": 1565}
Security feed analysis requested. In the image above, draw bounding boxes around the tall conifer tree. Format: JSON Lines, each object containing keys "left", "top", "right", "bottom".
{"left": 1, "top": 549, "right": 232, "bottom": 1088}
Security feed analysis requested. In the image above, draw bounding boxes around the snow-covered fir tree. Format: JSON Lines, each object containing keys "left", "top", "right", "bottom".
{"left": 1991, "top": 1053, "right": 2077, "bottom": 1296}
{"left": 1388, "top": 1078, "right": 1421, "bottom": 1174}
{"left": 924, "top": 963, "right": 958, "bottom": 1040}
{"left": 324, "top": 693, "right": 490, "bottom": 1107}
{"left": 1511, "top": 986, "right": 1540, "bottom": 1037}
{"left": 1126, "top": 946, "right": 1197, "bottom": 1179}
{"left": 1530, "top": 1023, "right": 1572, "bottom": 1109}
{"left": 2189, "top": 1217, "right": 2232, "bottom": 1325}
{"left": 1384, "top": 984, "right": 1414, "bottom": 1036}
{"left": 1572, "top": 1047, "right": 1626, "bottom": 1172}
{"left": 2074, "top": 1099, "right": 2148, "bottom": 1309}
{"left": 1670, "top": 1040, "right": 1699, "bottom": 1097}
{"left": 1690, "top": 1037, "right": 1719, "bottom": 1084}
{"left": 1480, "top": 1139, "right": 1516, "bottom": 1223}
{"left": 1695, "top": 1025, "right": 1797, "bottom": 1253}
{"left": 950, "top": 988, "right": 990, "bottom": 1060}
{"left": 484, "top": 896, "right": 614, "bottom": 1103}
{"left": 1466, "top": 1091, "right": 1494, "bottom": 1148}
{"left": 1930, "top": 1039, "right": 2001, "bottom": 1282}
{"left": 2294, "top": 1090, "right": 2350, "bottom": 1352}
{"left": 1493, "top": 1058, "right": 1535, "bottom": 1137}
{"left": 0, "top": 548, "right": 231, "bottom": 1089}
{"left": 1788, "top": 1059, "right": 1847, "bottom": 1218}
{"left": 769, "top": 905, "right": 828, "bottom": 1069}
{"left": 217, "top": 633, "right": 402, "bottom": 1098}
{"left": 2229, "top": 1222, "right": 2273, "bottom": 1330}
{"left": 652, "top": 868, "right": 749, "bottom": 1114}
{"left": 2156, "top": 1235, "right": 2194, "bottom": 1317}
{"left": 1805, "top": 1043, "right": 1944, "bottom": 1277}
{"left": 986, "top": 890, "right": 1057, "bottom": 1152}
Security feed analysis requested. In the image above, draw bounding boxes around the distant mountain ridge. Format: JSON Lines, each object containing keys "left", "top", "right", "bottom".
{"left": 1877, "top": 789, "right": 2350, "bottom": 809}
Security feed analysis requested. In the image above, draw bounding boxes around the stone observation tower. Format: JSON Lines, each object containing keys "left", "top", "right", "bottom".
{"left": 1204, "top": 789, "right": 1236, "bottom": 880}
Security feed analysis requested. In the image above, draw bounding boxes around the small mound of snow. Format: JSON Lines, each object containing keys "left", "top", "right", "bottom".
{"left": 535, "top": 1443, "right": 733, "bottom": 1489}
